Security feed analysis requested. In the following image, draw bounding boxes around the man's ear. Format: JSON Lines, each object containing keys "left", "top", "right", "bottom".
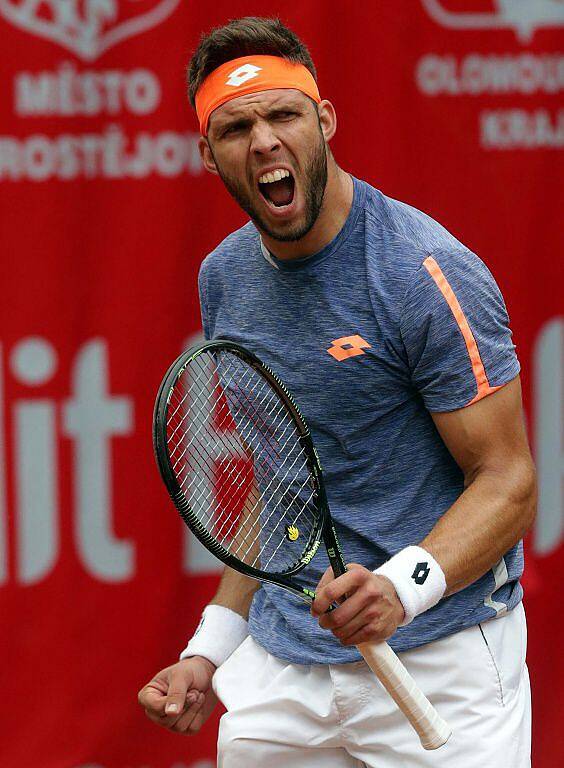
{"left": 317, "top": 100, "right": 337, "bottom": 143}
{"left": 199, "top": 137, "right": 219, "bottom": 176}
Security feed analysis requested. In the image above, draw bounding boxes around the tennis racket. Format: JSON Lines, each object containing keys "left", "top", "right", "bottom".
{"left": 153, "top": 339, "right": 451, "bottom": 750}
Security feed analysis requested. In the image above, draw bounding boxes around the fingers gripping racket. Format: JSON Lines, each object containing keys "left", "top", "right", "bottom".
{"left": 153, "top": 340, "right": 451, "bottom": 750}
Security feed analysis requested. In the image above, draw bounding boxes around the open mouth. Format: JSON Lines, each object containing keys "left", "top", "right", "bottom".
{"left": 258, "top": 169, "right": 295, "bottom": 208}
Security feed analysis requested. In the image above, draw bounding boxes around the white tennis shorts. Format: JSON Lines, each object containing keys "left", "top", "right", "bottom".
{"left": 212, "top": 602, "right": 531, "bottom": 767}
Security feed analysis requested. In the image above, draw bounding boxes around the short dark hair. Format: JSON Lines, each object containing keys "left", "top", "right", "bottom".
{"left": 187, "top": 17, "right": 317, "bottom": 107}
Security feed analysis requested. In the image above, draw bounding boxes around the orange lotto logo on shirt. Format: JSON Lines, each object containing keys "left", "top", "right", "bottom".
{"left": 327, "top": 335, "right": 371, "bottom": 362}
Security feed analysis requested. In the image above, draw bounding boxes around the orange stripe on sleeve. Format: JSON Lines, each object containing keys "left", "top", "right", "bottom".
{"left": 422, "top": 256, "right": 501, "bottom": 406}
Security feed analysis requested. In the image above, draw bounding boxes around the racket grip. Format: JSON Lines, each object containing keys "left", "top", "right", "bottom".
{"left": 356, "top": 640, "right": 452, "bottom": 750}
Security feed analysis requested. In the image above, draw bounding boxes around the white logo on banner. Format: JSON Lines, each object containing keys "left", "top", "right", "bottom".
{"left": 0, "top": 0, "right": 182, "bottom": 61}
{"left": 0, "top": 2, "right": 204, "bottom": 182}
{"left": 416, "top": 1, "right": 564, "bottom": 150}
{"left": 0, "top": 337, "right": 135, "bottom": 584}
{"left": 226, "top": 63, "right": 262, "bottom": 87}
{"left": 2, "top": 59, "right": 204, "bottom": 181}
{"left": 533, "top": 317, "right": 564, "bottom": 555}
{"left": 421, "top": 0, "right": 564, "bottom": 43}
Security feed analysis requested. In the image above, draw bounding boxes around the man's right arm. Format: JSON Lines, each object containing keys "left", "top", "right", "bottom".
{"left": 139, "top": 347, "right": 261, "bottom": 735}
{"left": 137, "top": 568, "right": 258, "bottom": 735}
{"left": 209, "top": 565, "right": 260, "bottom": 616}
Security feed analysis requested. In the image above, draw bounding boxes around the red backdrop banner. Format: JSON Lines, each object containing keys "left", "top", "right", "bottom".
{"left": 1, "top": 2, "right": 562, "bottom": 767}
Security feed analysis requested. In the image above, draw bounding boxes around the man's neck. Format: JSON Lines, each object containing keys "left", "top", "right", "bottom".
{"left": 260, "top": 163, "right": 353, "bottom": 261}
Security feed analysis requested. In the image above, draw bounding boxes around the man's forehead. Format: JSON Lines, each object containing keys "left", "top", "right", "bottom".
{"left": 209, "top": 88, "right": 309, "bottom": 126}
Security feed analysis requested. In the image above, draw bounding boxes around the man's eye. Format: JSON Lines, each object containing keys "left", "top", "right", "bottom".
{"left": 223, "top": 124, "right": 245, "bottom": 136}
{"left": 275, "top": 111, "right": 296, "bottom": 119}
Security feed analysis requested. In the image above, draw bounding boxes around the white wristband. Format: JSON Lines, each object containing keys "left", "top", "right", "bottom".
{"left": 179, "top": 605, "right": 249, "bottom": 667}
{"left": 374, "top": 546, "right": 446, "bottom": 627}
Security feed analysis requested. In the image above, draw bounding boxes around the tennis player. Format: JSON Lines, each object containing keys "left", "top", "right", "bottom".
{"left": 138, "top": 17, "right": 536, "bottom": 767}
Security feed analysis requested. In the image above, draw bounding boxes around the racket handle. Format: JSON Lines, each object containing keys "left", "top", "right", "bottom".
{"left": 356, "top": 640, "right": 452, "bottom": 750}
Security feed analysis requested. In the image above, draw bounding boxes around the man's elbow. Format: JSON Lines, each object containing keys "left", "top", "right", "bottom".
{"left": 511, "top": 458, "right": 537, "bottom": 538}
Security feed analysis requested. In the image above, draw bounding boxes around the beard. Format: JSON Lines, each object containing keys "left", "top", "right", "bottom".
{"left": 211, "top": 129, "right": 328, "bottom": 242}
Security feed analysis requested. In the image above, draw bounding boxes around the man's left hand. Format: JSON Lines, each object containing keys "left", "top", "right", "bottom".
{"left": 311, "top": 563, "right": 405, "bottom": 645}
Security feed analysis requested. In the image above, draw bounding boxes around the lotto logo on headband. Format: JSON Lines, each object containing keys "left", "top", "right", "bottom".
{"left": 226, "top": 64, "right": 262, "bottom": 88}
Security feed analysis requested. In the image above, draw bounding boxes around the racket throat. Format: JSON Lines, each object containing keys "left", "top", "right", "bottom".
{"left": 322, "top": 520, "right": 348, "bottom": 578}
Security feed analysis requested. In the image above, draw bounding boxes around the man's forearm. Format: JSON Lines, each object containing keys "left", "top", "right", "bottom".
{"left": 421, "top": 458, "right": 536, "bottom": 596}
{"left": 180, "top": 568, "right": 258, "bottom": 665}
{"left": 209, "top": 566, "right": 260, "bottom": 619}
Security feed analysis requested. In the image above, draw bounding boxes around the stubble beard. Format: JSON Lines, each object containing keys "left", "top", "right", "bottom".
{"left": 211, "top": 131, "right": 328, "bottom": 242}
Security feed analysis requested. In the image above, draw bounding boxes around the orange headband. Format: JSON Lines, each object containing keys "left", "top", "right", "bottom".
{"left": 195, "top": 55, "right": 321, "bottom": 136}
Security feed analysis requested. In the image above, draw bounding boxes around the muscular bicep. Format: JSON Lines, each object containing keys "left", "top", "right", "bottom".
{"left": 430, "top": 376, "right": 534, "bottom": 484}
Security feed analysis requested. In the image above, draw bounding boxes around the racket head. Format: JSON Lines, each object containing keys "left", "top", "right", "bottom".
{"left": 153, "top": 340, "right": 329, "bottom": 588}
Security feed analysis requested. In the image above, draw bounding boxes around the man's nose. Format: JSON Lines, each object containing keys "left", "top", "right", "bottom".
{"left": 250, "top": 121, "right": 281, "bottom": 154}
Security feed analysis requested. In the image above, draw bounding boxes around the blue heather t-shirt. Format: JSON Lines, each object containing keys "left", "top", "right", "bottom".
{"left": 198, "top": 176, "right": 522, "bottom": 664}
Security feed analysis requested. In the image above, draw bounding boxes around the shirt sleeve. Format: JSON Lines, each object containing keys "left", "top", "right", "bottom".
{"left": 399, "top": 248, "right": 520, "bottom": 412}
{"left": 197, "top": 262, "right": 211, "bottom": 341}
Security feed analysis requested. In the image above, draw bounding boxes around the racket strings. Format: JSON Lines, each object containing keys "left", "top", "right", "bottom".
{"left": 168, "top": 369, "right": 299, "bottom": 565}
{"left": 199, "top": 390, "right": 315, "bottom": 565}
{"left": 227, "top": 442, "right": 311, "bottom": 565}
{"left": 213, "top": 357, "right": 317, "bottom": 564}
{"left": 169, "top": 371, "right": 239, "bottom": 466}
{"left": 165, "top": 350, "right": 319, "bottom": 574}
{"left": 172, "top": 358, "right": 293, "bottom": 538}
{"left": 180, "top": 355, "right": 302, "bottom": 517}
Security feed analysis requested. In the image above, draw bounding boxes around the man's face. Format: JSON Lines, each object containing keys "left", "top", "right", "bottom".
{"left": 204, "top": 89, "right": 328, "bottom": 242}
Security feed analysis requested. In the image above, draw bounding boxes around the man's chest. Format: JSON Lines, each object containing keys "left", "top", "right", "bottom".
{"left": 209, "top": 272, "right": 412, "bottom": 449}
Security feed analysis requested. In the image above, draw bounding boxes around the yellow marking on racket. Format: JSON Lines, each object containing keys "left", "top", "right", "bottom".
{"left": 286, "top": 524, "right": 299, "bottom": 541}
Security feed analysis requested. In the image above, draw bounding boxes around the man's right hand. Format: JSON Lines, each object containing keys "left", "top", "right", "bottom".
{"left": 138, "top": 656, "right": 218, "bottom": 735}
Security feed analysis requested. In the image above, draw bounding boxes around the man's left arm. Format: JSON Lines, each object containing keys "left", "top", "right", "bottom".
{"left": 312, "top": 377, "right": 536, "bottom": 645}
{"left": 422, "top": 374, "right": 536, "bottom": 596}
{"left": 313, "top": 247, "right": 536, "bottom": 644}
